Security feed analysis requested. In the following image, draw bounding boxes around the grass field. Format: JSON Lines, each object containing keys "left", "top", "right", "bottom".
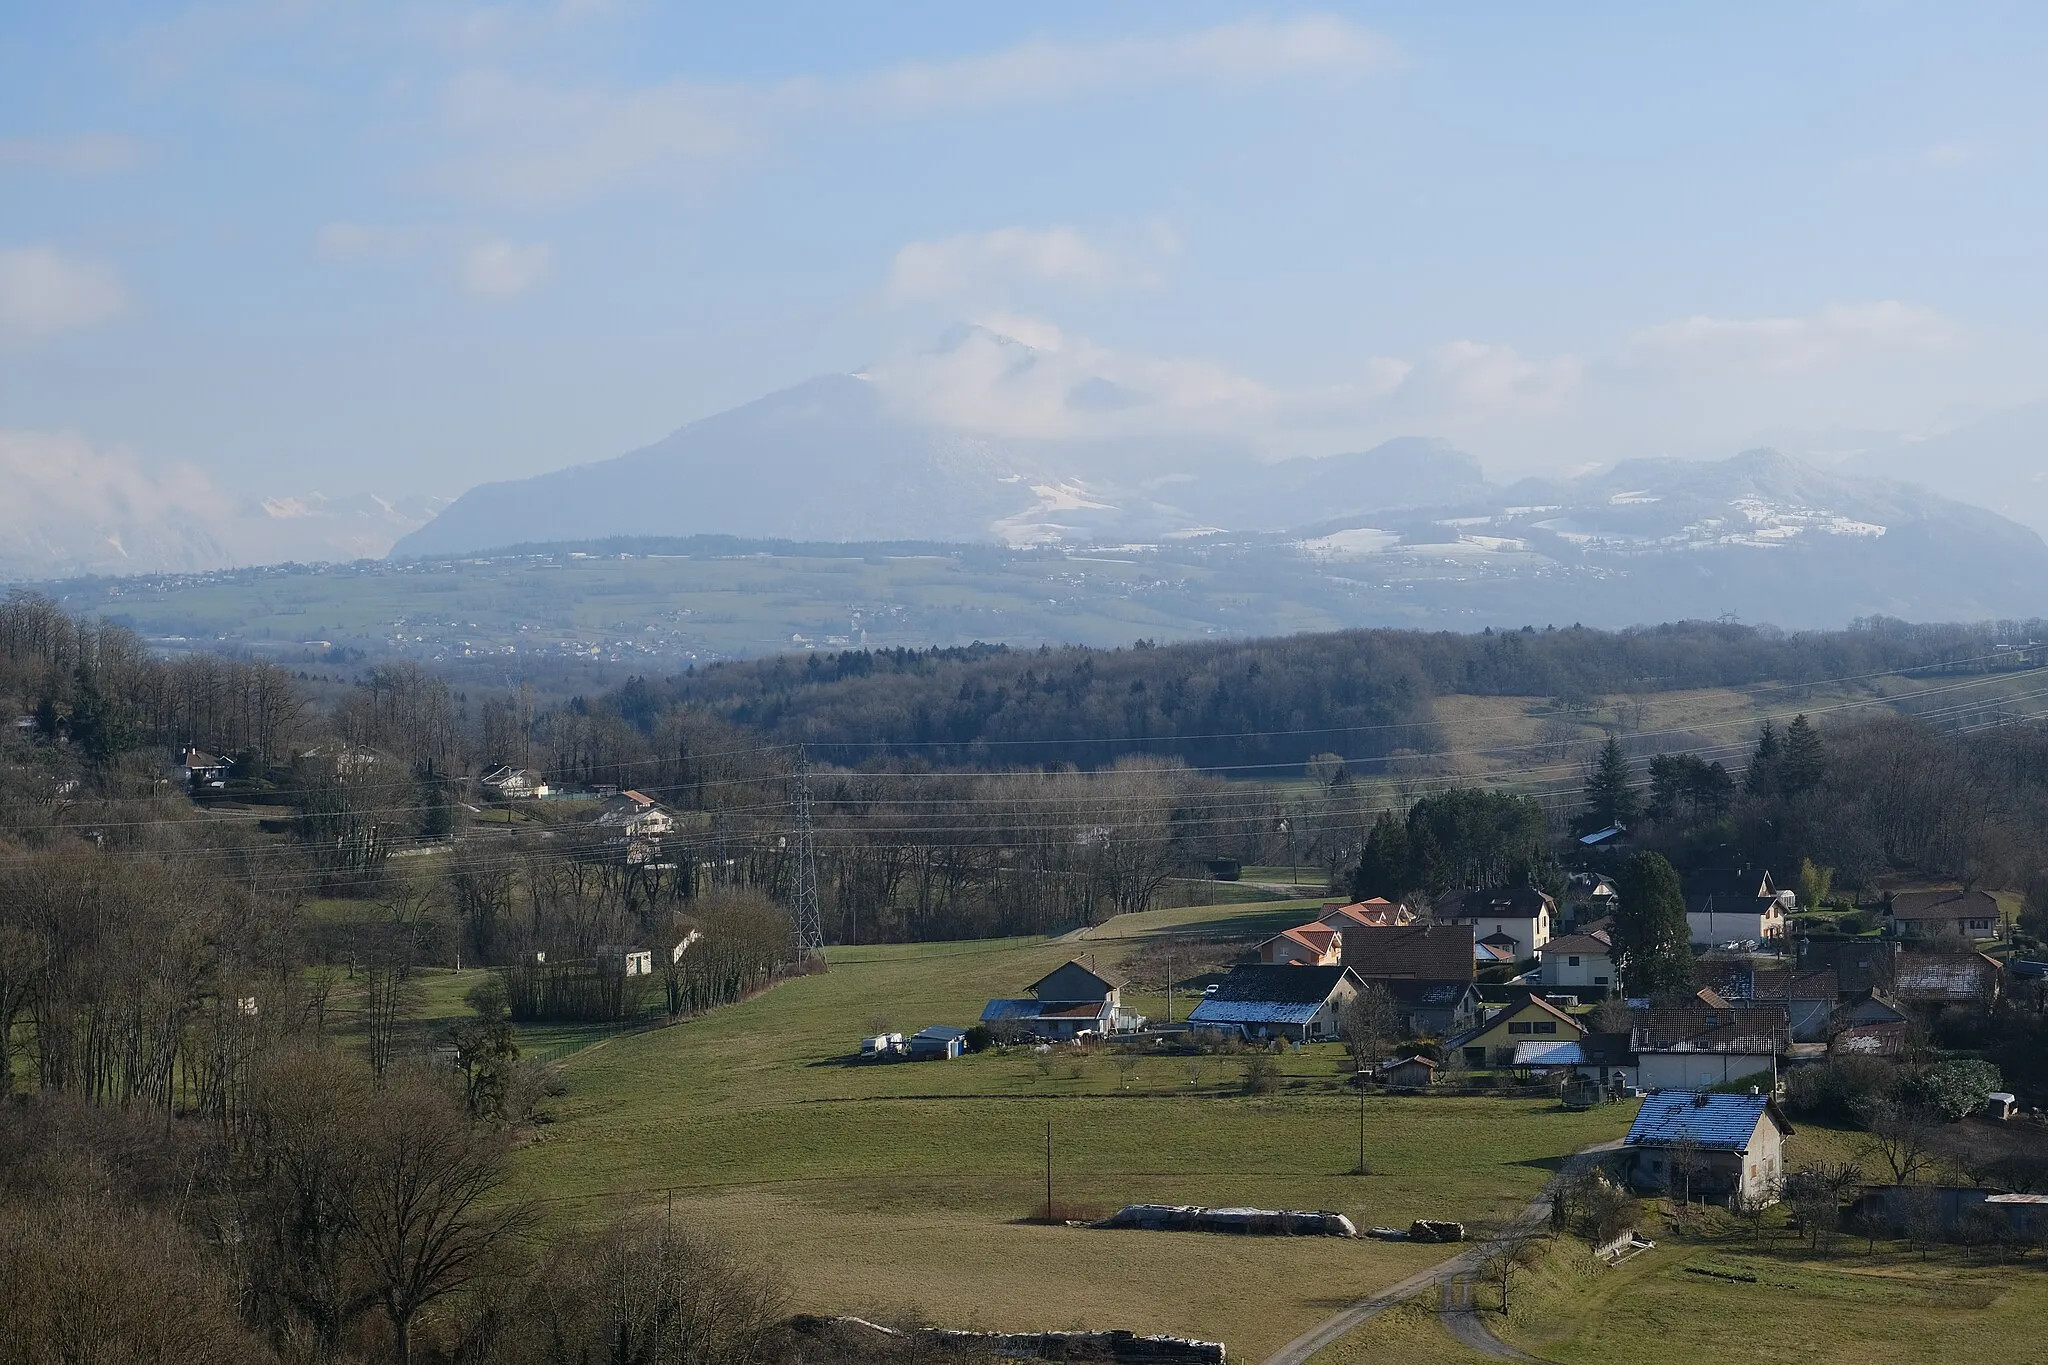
{"left": 506, "top": 902, "right": 1635, "bottom": 1358}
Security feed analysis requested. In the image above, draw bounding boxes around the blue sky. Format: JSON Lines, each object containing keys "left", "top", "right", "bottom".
{"left": 3, "top": 1, "right": 2046, "bottom": 512}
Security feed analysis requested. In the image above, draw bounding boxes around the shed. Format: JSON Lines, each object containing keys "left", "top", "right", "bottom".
{"left": 1378, "top": 1055, "right": 1439, "bottom": 1088}
{"left": 908, "top": 1025, "right": 968, "bottom": 1060}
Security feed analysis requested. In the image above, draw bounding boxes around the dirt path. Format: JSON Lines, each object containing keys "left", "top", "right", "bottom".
{"left": 1259, "top": 1139, "right": 1621, "bottom": 1365}
{"left": 1438, "top": 1276, "right": 1533, "bottom": 1359}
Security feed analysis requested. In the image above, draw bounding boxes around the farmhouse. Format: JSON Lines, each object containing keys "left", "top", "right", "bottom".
{"left": 1622, "top": 1089, "right": 1793, "bottom": 1207}
{"left": 1449, "top": 990, "right": 1585, "bottom": 1068}
{"left": 980, "top": 959, "right": 1144, "bottom": 1039}
{"left": 1434, "top": 887, "right": 1553, "bottom": 957}
{"left": 1540, "top": 930, "right": 1616, "bottom": 995}
{"left": 1256, "top": 923, "right": 1343, "bottom": 967}
{"left": 1631, "top": 1003, "right": 1787, "bottom": 1091}
{"left": 1893, "top": 950, "right": 2002, "bottom": 1010}
{"left": 1889, "top": 889, "right": 2003, "bottom": 941}
{"left": 1184, "top": 964, "right": 1362, "bottom": 1042}
{"left": 1684, "top": 868, "right": 1789, "bottom": 946}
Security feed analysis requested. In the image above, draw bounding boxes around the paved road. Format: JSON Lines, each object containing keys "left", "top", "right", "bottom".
{"left": 1259, "top": 1139, "right": 1622, "bottom": 1365}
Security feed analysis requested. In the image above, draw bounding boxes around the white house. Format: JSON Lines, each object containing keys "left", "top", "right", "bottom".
{"left": 1185, "top": 964, "right": 1362, "bottom": 1043}
{"left": 1631, "top": 1003, "right": 1786, "bottom": 1092}
{"left": 1684, "top": 868, "right": 1789, "bottom": 946}
{"left": 1889, "top": 889, "right": 2003, "bottom": 941}
{"left": 1622, "top": 1090, "right": 1793, "bottom": 1208}
{"left": 479, "top": 765, "right": 550, "bottom": 799}
{"left": 592, "top": 790, "right": 675, "bottom": 839}
{"left": 1540, "top": 930, "right": 1617, "bottom": 994}
{"left": 1436, "top": 887, "right": 1553, "bottom": 958}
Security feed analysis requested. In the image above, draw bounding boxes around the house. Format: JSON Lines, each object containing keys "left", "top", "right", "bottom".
{"left": 1449, "top": 990, "right": 1586, "bottom": 1069}
{"left": 1184, "top": 964, "right": 1363, "bottom": 1042}
{"left": 1750, "top": 970, "right": 1840, "bottom": 1043}
{"left": 1893, "top": 950, "right": 2002, "bottom": 1010}
{"left": 1318, "top": 898, "right": 1414, "bottom": 931}
{"left": 1257, "top": 923, "right": 1343, "bottom": 967}
{"left": 176, "top": 746, "right": 232, "bottom": 787}
{"left": 908, "top": 1025, "right": 968, "bottom": 1060}
{"left": 478, "top": 765, "right": 550, "bottom": 799}
{"left": 1435, "top": 887, "right": 1554, "bottom": 958}
{"left": 1684, "top": 868, "right": 1790, "bottom": 946}
{"left": 1378, "top": 1055, "right": 1439, "bottom": 1088}
{"left": 1381, "top": 979, "right": 1482, "bottom": 1037}
{"left": 1566, "top": 872, "right": 1619, "bottom": 924}
{"left": 1511, "top": 1031, "right": 1639, "bottom": 1092}
{"left": 1889, "top": 889, "right": 2004, "bottom": 942}
{"left": 1475, "top": 932, "right": 1523, "bottom": 968}
{"left": 592, "top": 790, "right": 675, "bottom": 839}
{"left": 1631, "top": 1003, "right": 1787, "bottom": 1092}
{"left": 1342, "top": 923, "right": 1475, "bottom": 983}
{"left": 1540, "top": 930, "right": 1617, "bottom": 995}
{"left": 1795, "top": 937, "right": 1897, "bottom": 997}
{"left": 1622, "top": 1090, "right": 1793, "bottom": 1208}
{"left": 980, "top": 959, "right": 1145, "bottom": 1039}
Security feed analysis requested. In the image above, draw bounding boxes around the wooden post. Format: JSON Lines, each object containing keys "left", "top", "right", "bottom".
{"left": 1358, "top": 1076, "right": 1367, "bottom": 1176}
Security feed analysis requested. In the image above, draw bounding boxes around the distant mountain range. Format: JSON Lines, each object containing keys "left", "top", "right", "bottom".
{"left": 386, "top": 329, "right": 2048, "bottom": 626}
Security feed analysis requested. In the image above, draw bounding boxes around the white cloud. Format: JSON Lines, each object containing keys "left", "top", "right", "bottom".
{"left": 887, "top": 226, "right": 1133, "bottom": 301}
{"left": 0, "top": 246, "right": 129, "bottom": 343}
{"left": 1629, "top": 301, "right": 1958, "bottom": 376}
{"left": 457, "top": 238, "right": 552, "bottom": 298}
{"left": 857, "top": 14, "right": 1389, "bottom": 112}
{"left": 0, "top": 133, "right": 143, "bottom": 174}
{"left": 0, "top": 429, "right": 231, "bottom": 577}
{"left": 439, "top": 15, "right": 1390, "bottom": 205}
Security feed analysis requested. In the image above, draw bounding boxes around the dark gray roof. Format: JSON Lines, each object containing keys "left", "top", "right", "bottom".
{"left": 1207, "top": 964, "right": 1357, "bottom": 1005}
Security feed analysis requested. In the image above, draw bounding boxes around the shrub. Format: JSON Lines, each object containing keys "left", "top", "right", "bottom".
{"left": 1241, "top": 1052, "right": 1278, "bottom": 1096}
{"left": 1784, "top": 1055, "right": 1900, "bottom": 1122}
{"left": 1904, "top": 1059, "right": 2003, "bottom": 1121}
{"left": 963, "top": 1024, "right": 992, "bottom": 1054}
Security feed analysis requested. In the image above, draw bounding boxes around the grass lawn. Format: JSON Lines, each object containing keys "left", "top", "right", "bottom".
{"left": 508, "top": 906, "right": 1634, "bottom": 1359}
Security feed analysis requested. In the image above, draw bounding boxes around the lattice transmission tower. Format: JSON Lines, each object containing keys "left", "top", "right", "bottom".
{"left": 788, "top": 749, "right": 826, "bottom": 966}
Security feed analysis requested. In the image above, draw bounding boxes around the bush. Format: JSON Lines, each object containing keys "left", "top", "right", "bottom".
{"left": 963, "top": 1024, "right": 993, "bottom": 1054}
{"left": 1241, "top": 1052, "right": 1278, "bottom": 1096}
{"left": 1904, "top": 1059, "right": 2003, "bottom": 1121}
{"left": 1784, "top": 1055, "right": 1900, "bottom": 1122}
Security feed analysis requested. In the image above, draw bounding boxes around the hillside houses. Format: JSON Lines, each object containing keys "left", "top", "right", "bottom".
{"left": 1257, "top": 923, "right": 1342, "bottom": 967}
{"left": 1540, "top": 930, "right": 1616, "bottom": 996}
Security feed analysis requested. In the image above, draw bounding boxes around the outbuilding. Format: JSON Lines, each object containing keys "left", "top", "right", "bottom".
{"left": 908, "top": 1025, "right": 969, "bottom": 1060}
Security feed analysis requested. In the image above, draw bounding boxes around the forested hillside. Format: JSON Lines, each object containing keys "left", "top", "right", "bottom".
{"left": 607, "top": 618, "right": 2043, "bottom": 770}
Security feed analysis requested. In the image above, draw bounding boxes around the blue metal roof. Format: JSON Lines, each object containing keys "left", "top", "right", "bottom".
{"left": 912, "top": 1025, "right": 969, "bottom": 1042}
{"left": 979, "top": 999, "right": 1038, "bottom": 1023}
{"left": 1624, "top": 1090, "right": 1784, "bottom": 1152}
{"left": 1187, "top": 998, "right": 1323, "bottom": 1027}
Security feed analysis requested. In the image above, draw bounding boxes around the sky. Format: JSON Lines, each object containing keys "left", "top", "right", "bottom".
{"left": 4, "top": 1, "right": 2048, "bottom": 518}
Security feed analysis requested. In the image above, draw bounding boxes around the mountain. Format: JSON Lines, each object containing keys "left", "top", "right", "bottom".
{"left": 1852, "top": 401, "right": 2048, "bottom": 538}
{"left": 394, "top": 328, "right": 1491, "bottom": 558}
{"left": 1294, "top": 448, "right": 2048, "bottom": 626}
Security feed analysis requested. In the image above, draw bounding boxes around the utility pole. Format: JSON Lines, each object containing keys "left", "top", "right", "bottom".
{"left": 1165, "top": 946, "right": 1175, "bottom": 1025}
{"left": 789, "top": 749, "right": 826, "bottom": 966}
{"left": 1044, "top": 1117, "right": 1054, "bottom": 1225}
{"left": 1357, "top": 1077, "right": 1367, "bottom": 1176}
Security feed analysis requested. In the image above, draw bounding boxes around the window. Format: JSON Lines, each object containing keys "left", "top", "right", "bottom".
{"left": 1568, "top": 955, "right": 1581, "bottom": 967}
{"left": 1509, "top": 1021, "right": 1533, "bottom": 1035}
{"left": 1535, "top": 1021, "right": 1558, "bottom": 1034}
{"left": 1595, "top": 975, "right": 1609, "bottom": 985}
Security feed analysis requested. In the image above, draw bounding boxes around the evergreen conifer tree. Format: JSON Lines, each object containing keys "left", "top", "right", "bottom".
{"left": 1582, "top": 735, "right": 1640, "bottom": 829}
{"left": 1612, "top": 852, "right": 1694, "bottom": 997}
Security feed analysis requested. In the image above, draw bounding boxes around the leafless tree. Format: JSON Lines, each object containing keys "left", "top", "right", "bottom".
{"left": 1857, "top": 1097, "right": 1942, "bottom": 1185}
{"left": 1339, "top": 982, "right": 1399, "bottom": 1074}
{"left": 343, "top": 1072, "right": 531, "bottom": 1365}
{"left": 1485, "top": 1231, "right": 1546, "bottom": 1315}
